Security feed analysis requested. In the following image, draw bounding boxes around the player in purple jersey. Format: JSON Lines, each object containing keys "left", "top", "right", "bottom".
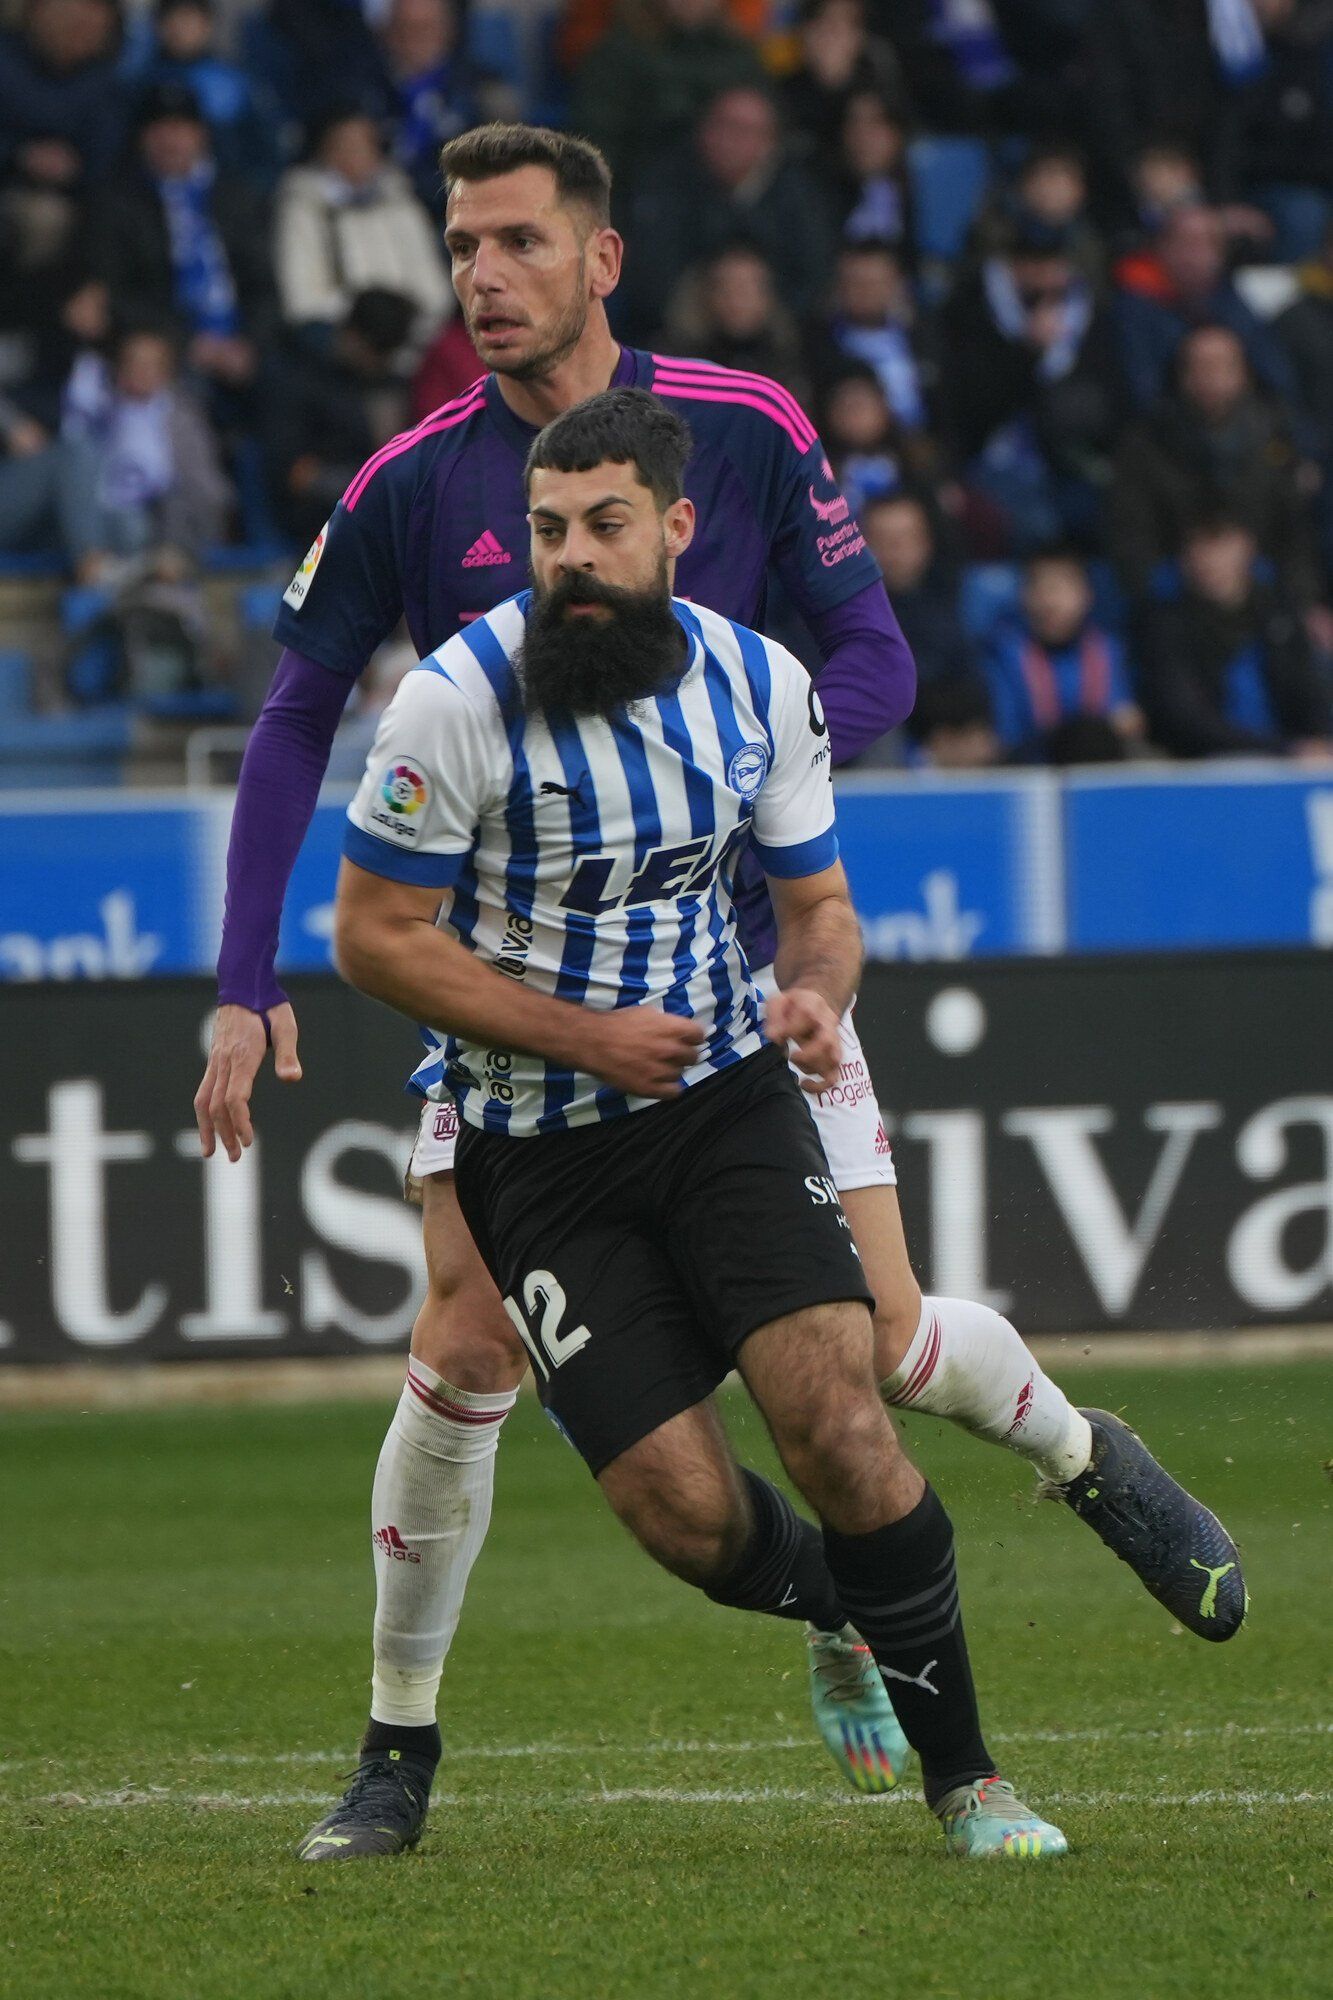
{"left": 192, "top": 125, "right": 1244, "bottom": 1858}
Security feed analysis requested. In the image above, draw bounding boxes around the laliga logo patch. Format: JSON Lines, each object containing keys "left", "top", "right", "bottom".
{"left": 382, "top": 762, "right": 427, "bottom": 815}
{"left": 728, "top": 740, "right": 770, "bottom": 800}
{"left": 369, "top": 760, "right": 429, "bottom": 843}
{"left": 282, "top": 521, "right": 329, "bottom": 609}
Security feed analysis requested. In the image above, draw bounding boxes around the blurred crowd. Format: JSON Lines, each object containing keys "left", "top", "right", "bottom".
{"left": 3, "top": 0, "right": 1333, "bottom": 763}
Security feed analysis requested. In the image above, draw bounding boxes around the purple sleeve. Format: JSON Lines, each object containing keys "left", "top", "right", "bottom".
{"left": 215, "top": 648, "right": 356, "bottom": 1012}
{"left": 806, "top": 580, "right": 917, "bottom": 766}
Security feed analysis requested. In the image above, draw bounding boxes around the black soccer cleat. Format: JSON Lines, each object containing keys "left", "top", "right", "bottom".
{"left": 294, "top": 1752, "right": 430, "bottom": 1861}
{"left": 1044, "top": 1409, "right": 1247, "bottom": 1642}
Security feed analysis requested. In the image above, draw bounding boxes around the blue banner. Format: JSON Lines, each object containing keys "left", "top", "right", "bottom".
{"left": 1064, "top": 772, "right": 1333, "bottom": 951}
{"left": 2, "top": 767, "right": 1332, "bottom": 977}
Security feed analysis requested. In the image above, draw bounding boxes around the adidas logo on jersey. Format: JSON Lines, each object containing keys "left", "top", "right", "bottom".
{"left": 461, "top": 530, "right": 511, "bottom": 568}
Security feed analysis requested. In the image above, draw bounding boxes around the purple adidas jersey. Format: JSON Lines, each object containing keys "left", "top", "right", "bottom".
{"left": 274, "top": 347, "right": 879, "bottom": 679}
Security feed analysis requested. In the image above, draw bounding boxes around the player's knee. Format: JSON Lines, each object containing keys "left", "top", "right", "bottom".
{"left": 780, "top": 1377, "right": 892, "bottom": 1486}
{"left": 411, "top": 1270, "right": 526, "bottom": 1389}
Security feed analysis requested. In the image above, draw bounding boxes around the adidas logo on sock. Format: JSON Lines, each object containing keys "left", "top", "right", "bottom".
{"left": 461, "top": 530, "right": 511, "bottom": 568}
{"left": 373, "top": 1524, "right": 422, "bottom": 1564}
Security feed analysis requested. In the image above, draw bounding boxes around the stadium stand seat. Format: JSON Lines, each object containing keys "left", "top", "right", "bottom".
{"left": 0, "top": 650, "right": 34, "bottom": 713}
{"left": 907, "top": 137, "right": 992, "bottom": 264}
{"left": 0, "top": 703, "right": 133, "bottom": 788}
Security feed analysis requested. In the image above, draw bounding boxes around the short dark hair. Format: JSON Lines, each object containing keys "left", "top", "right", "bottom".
{"left": 524, "top": 389, "right": 692, "bottom": 508}
{"left": 345, "top": 287, "right": 416, "bottom": 355}
{"left": 439, "top": 123, "right": 612, "bottom": 225}
{"left": 1183, "top": 507, "right": 1252, "bottom": 544}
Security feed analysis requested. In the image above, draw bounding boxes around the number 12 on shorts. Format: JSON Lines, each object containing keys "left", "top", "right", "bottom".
{"left": 503, "top": 1270, "right": 592, "bottom": 1381}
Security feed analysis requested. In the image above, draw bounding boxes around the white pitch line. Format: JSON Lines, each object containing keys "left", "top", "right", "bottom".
{"left": 1, "top": 1719, "right": 1325, "bottom": 1778}
{"left": 19, "top": 1785, "right": 1333, "bottom": 1814}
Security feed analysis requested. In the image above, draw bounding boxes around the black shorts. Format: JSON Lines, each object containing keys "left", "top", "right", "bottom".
{"left": 454, "top": 1044, "right": 874, "bottom": 1475}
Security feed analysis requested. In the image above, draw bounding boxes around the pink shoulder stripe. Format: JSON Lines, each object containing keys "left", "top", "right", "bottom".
{"left": 343, "top": 381, "right": 488, "bottom": 512}
{"left": 651, "top": 355, "right": 818, "bottom": 451}
{"left": 651, "top": 376, "right": 815, "bottom": 455}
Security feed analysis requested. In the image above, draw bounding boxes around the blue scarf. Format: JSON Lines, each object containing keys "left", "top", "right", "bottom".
{"left": 157, "top": 162, "right": 240, "bottom": 337}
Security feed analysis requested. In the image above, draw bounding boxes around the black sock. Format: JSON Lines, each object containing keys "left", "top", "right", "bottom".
{"left": 822, "top": 1485, "right": 994, "bottom": 1809}
{"left": 704, "top": 1468, "right": 846, "bottom": 1631}
{"left": 361, "top": 1718, "right": 442, "bottom": 1790}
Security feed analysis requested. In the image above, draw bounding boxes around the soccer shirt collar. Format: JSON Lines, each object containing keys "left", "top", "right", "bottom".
{"left": 481, "top": 346, "right": 647, "bottom": 455}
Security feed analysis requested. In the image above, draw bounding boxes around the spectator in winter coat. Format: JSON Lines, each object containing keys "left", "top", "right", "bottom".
{"left": 861, "top": 491, "right": 976, "bottom": 686}
{"left": 620, "top": 84, "right": 836, "bottom": 338}
{"left": 1113, "top": 202, "right": 1301, "bottom": 411}
{"left": 1109, "top": 323, "right": 1321, "bottom": 607}
{"left": 827, "top": 89, "right": 914, "bottom": 257}
{"left": 138, "top": 0, "right": 277, "bottom": 185}
{"left": 378, "top": 0, "right": 479, "bottom": 218}
{"left": 1277, "top": 219, "right": 1333, "bottom": 458}
{"left": 1228, "top": 0, "right": 1333, "bottom": 260}
{"left": 780, "top": 0, "right": 904, "bottom": 160}
{"left": 1140, "top": 513, "right": 1333, "bottom": 758}
{"left": 569, "top": 0, "right": 764, "bottom": 202}
{"left": 273, "top": 109, "right": 452, "bottom": 348}
{"left": 811, "top": 240, "right": 931, "bottom": 432}
{"left": 984, "top": 547, "right": 1143, "bottom": 760}
{"left": 939, "top": 229, "right": 1120, "bottom": 551}
{"left": 657, "top": 245, "right": 810, "bottom": 403}
{"left": 0, "top": 0, "right": 128, "bottom": 183}
{"left": 91, "top": 85, "right": 273, "bottom": 405}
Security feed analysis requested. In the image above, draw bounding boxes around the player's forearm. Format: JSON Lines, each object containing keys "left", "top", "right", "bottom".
{"left": 807, "top": 582, "right": 917, "bottom": 765}
{"left": 334, "top": 900, "right": 599, "bottom": 1076}
{"left": 771, "top": 891, "right": 863, "bottom": 1019}
{"left": 216, "top": 649, "right": 354, "bottom": 1012}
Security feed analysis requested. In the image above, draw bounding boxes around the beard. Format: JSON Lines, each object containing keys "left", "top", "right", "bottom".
{"left": 520, "top": 562, "right": 687, "bottom": 721}
{"left": 467, "top": 265, "right": 590, "bottom": 383}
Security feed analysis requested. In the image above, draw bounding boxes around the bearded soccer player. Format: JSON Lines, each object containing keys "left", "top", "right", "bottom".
{"left": 194, "top": 125, "right": 1245, "bottom": 1855}
{"left": 321, "top": 386, "right": 1068, "bottom": 1862}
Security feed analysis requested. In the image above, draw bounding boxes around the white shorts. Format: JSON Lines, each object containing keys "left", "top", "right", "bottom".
{"left": 406, "top": 1000, "right": 896, "bottom": 1193}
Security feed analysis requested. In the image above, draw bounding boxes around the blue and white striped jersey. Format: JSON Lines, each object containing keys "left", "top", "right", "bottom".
{"left": 343, "top": 592, "right": 839, "bottom": 1136}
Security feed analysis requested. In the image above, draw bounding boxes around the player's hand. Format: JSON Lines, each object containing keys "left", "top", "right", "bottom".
{"left": 765, "top": 988, "right": 842, "bottom": 1095}
{"left": 194, "top": 1002, "right": 303, "bottom": 1162}
{"left": 586, "top": 1008, "right": 706, "bottom": 1098}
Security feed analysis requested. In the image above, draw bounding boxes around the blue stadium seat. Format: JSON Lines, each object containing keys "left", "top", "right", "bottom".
{"left": 958, "top": 563, "right": 1021, "bottom": 643}
{"left": 0, "top": 650, "right": 34, "bottom": 713}
{"left": 239, "top": 583, "right": 285, "bottom": 631}
{"left": 907, "top": 137, "right": 992, "bottom": 264}
{"left": 0, "top": 703, "right": 132, "bottom": 788}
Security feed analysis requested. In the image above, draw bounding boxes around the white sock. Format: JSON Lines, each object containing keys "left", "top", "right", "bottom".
{"left": 882, "top": 1295, "right": 1092, "bottom": 1484}
{"left": 370, "top": 1359, "right": 517, "bottom": 1728}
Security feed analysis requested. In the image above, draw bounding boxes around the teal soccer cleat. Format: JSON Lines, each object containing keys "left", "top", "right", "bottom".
{"left": 934, "top": 1775, "right": 1069, "bottom": 1860}
{"left": 806, "top": 1626, "right": 911, "bottom": 1794}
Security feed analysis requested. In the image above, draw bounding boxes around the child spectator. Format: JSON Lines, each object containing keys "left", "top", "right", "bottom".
{"left": 61, "top": 324, "right": 232, "bottom": 559}
{"left": 819, "top": 360, "right": 938, "bottom": 517}
{"left": 273, "top": 108, "right": 452, "bottom": 349}
{"left": 976, "top": 145, "right": 1104, "bottom": 288}
{"left": 1139, "top": 513, "right": 1333, "bottom": 760}
{"left": 984, "top": 547, "right": 1143, "bottom": 761}
{"left": 903, "top": 673, "right": 999, "bottom": 770}
{"left": 861, "top": 490, "right": 976, "bottom": 685}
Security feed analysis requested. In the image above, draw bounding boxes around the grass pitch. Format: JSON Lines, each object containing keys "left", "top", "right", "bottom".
{"left": 2, "top": 1360, "right": 1329, "bottom": 2000}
